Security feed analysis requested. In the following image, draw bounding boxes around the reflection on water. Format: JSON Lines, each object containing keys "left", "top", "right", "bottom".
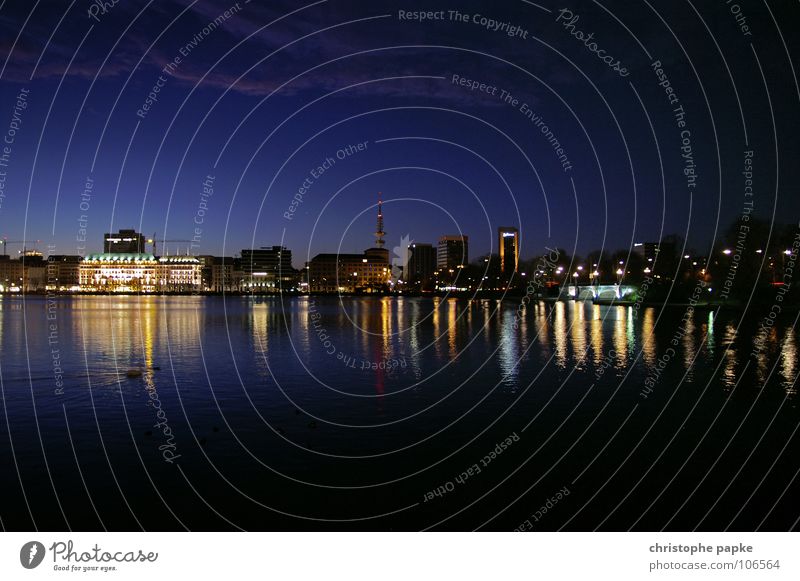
{"left": 0, "top": 295, "right": 796, "bottom": 532}
{"left": 554, "top": 301, "right": 568, "bottom": 369}
{"left": 246, "top": 297, "right": 796, "bottom": 395}
{"left": 0, "top": 296, "right": 796, "bottom": 402}
{"left": 781, "top": 327, "right": 797, "bottom": 394}
{"left": 641, "top": 307, "right": 657, "bottom": 368}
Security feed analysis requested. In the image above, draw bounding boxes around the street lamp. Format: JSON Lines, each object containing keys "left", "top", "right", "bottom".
{"left": 616, "top": 268, "right": 624, "bottom": 284}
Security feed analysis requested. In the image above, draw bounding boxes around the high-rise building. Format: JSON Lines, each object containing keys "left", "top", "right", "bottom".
{"left": 104, "top": 229, "right": 146, "bottom": 254}
{"left": 406, "top": 243, "right": 435, "bottom": 287}
{"left": 498, "top": 227, "right": 519, "bottom": 274}
{"left": 241, "top": 246, "right": 294, "bottom": 290}
{"left": 437, "top": 235, "right": 469, "bottom": 271}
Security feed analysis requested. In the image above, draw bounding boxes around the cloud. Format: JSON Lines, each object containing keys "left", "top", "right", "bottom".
{"left": 0, "top": 0, "right": 545, "bottom": 109}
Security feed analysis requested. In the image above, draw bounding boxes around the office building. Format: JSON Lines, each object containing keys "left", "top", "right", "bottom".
{"left": 406, "top": 242, "right": 436, "bottom": 287}
{"left": 306, "top": 250, "right": 390, "bottom": 293}
{"left": 199, "top": 256, "right": 243, "bottom": 292}
{"left": 104, "top": 229, "right": 146, "bottom": 254}
{"left": 241, "top": 246, "right": 295, "bottom": 290}
{"left": 498, "top": 227, "right": 519, "bottom": 274}
{"left": 46, "top": 255, "right": 83, "bottom": 290}
{"left": 437, "top": 235, "right": 469, "bottom": 271}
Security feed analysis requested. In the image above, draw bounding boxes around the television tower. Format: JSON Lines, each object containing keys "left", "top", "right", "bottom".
{"left": 374, "top": 193, "right": 385, "bottom": 248}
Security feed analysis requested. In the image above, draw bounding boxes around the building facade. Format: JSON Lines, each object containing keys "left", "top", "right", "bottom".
{"left": 241, "top": 246, "right": 295, "bottom": 290}
{"left": 0, "top": 255, "right": 46, "bottom": 292}
{"left": 156, "top": 256, "right": 203, "bottom": 292}
{"left": 437, "top": 235, "right": 469, "bottom": 270}
{"left": 46, "top": 255, "right": 83, "bottom": 290}
{"left": 406, "top": 242, "right": 436, "bottom": 289}
{"left": 80, "top": 253, "right": 158, "bottom": 291}
{"left": 79, "top": 253, "right": 203, "bottom": 292}
{"left": 199, "top": 256, "right": 243, "bottom": 292}
{"left": 104, "top": 229, "right": 146, "bottom": 254}
{"left": 498, "top": 227, "right": 519, "bottom": 275}
{"left": 306, "top": 248, "right": 390, "bottom": 293}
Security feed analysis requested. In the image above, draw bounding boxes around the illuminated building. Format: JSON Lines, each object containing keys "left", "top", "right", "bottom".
{"left": 306, "top": 195, "right": 390, "bottom": 292}
{"left": 437, "top": 235, "right": 469, "bottom": 270}
{"left": 306, "top": 252, "right": 390, "bottom": 292}
{"left": 0, "top": 254, "right": 46, "bottom": 292}
{"left": 80, "top": 253, "right": 158, "bottom": 291}
{"left": 104, "top": 229, "right": 146, "bottom": 253}
{"left": 79, "top": 253, "right": 203, "bottom": 292}
{"left": 241, "top": 246, "right": 295, "bottom": 290}
{"left": 199, "top": 256, "right": 243, "bottom": 292}
{"left": 156, "top": 256, "right": 203, "bottom": 292}
{"left": 498, "top": 226, "right": 519, "bottom": 274}
{"left": 46, "top": 255, "right": 82, "bottom": 290}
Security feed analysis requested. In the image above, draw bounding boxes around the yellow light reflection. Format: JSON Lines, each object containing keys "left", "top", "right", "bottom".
{"left": 780, "top": 327, "right": 797, "bottom": 395}
{"left": 553, "top": 301, "right": 567, "bottom": 368}
{"left": 640, "top": 307, "right": 657, "bottom": 367}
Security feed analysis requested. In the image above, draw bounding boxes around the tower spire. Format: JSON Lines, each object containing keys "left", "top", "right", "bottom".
{"left": 375, "top": 192, "right": 385, "bottom": 248}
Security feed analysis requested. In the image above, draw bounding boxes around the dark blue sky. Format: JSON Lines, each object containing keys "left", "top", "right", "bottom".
{"left": 0, "top": 0, "right": 797, "bottom": 268}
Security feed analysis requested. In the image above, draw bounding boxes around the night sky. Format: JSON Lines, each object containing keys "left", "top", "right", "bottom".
{"left": 0, "top": 0, "right": 798, "bottom": 268}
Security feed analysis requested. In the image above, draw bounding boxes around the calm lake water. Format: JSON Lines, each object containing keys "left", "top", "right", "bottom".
{"left": 0, "top": 296, "right": 797, "bottom": 531}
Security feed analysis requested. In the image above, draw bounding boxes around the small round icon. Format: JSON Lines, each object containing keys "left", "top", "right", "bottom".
{"left": 20, "top": 541, "right": 46, "bottom": 569}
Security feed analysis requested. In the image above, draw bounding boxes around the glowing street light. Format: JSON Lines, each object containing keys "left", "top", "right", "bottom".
{"left": 722, "top": 249, "right": 732, "bottom": 255}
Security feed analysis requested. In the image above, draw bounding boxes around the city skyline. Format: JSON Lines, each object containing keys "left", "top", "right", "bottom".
{"left": 0, "top": 0, "right": 798, "bottom": 550}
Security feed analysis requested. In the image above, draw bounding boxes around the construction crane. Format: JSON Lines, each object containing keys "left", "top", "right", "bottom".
{"left": 1, "top": 238, "right": 41, "bottom": 256}
{"left": 148, "top": 234, "right": 193, "bottom": 256}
